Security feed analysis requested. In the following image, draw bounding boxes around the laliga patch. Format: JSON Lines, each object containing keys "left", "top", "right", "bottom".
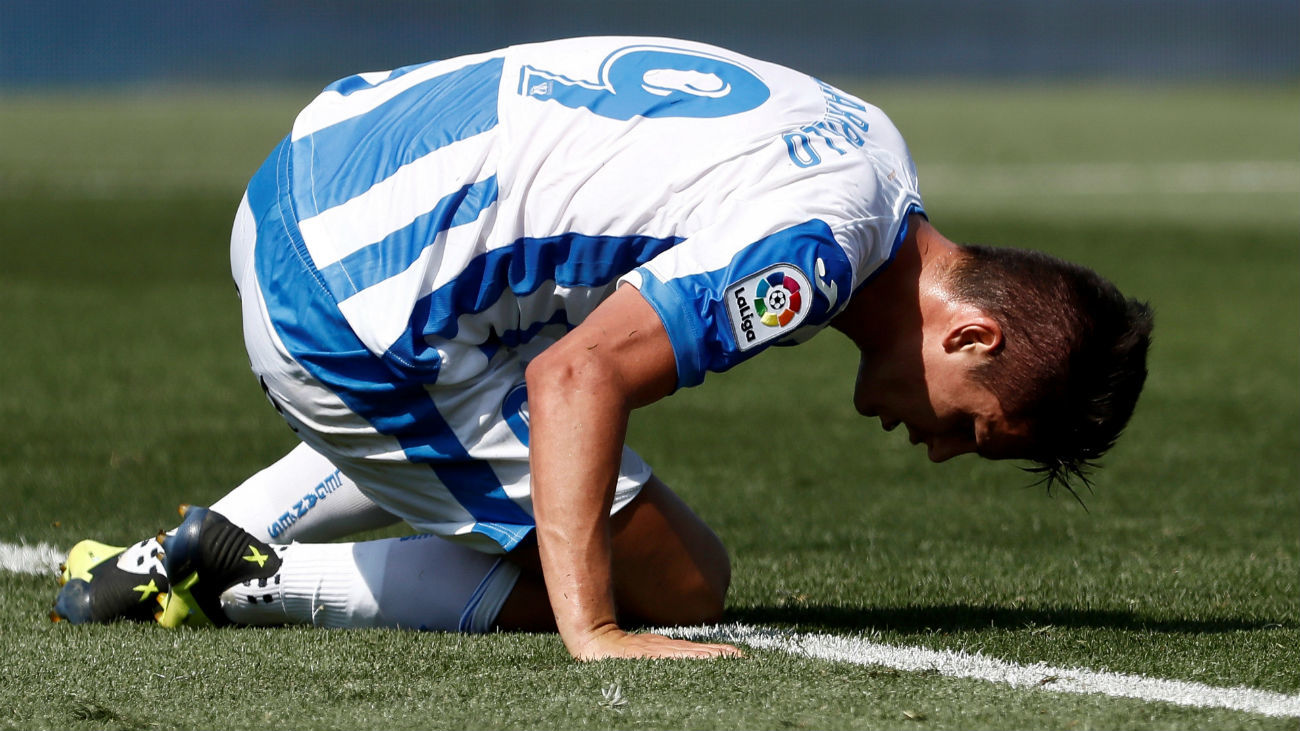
{"left": 724, "top": 264, "right": 811, "bottom": 351}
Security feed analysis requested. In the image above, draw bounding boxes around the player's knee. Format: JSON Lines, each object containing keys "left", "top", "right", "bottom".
{"left": 695, "top": 566, "right": 730, "bottom": 624}
{"left": 670, "top": 549, "right": 731, "bottom": 625}
{"left": 621, "top": 549, "right": 730, "bottom": 627}
{"left": 642, "top": 582, "right": 721, "bottom": 627}
{"left": 695, "top": 528, "right": 732, "bottom": 623}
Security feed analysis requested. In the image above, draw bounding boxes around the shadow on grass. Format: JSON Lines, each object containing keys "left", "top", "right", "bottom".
{"left": 725, "top": 603, "right": 1296, "bottom": 635}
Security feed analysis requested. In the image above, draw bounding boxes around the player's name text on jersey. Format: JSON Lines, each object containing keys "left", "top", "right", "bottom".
{"left": 783, "top": 81, "right": 872, "bottom": 168}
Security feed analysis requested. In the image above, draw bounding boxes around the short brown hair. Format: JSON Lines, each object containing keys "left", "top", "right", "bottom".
{"left": 946, "top": 245, "right": 1154, "bottom": 494}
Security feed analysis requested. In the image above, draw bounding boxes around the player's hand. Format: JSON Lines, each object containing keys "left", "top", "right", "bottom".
{"left": 571, "top": 628, "right": 743, "bottom": 661}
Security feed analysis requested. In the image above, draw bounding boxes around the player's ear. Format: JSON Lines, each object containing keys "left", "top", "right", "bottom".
{"left": 942, "top": 313, "right": 1002, "bottom": 356}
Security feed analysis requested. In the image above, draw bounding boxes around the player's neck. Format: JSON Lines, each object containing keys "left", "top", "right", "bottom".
{"left": 831, "top": 216, "right": 962, "bottom": 353}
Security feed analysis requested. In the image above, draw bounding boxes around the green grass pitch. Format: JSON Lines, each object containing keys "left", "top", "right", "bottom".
{"left": 0, "top": 82, "right": 1296, "bottom": 730}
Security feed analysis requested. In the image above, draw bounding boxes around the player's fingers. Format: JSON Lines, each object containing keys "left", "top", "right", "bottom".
{"left": 703, "top": 642, "right": 744, "bottom": 657}
{"left": 639, "top": 645, "right": 730, "bottom": 659}
{"left": 578, "top": 632, "right": 741, "bottom": 660}
{"left": 680, "top": 641, "right": 743, "bottom": 658}
{"left": 631, "top": 636, "right": 742, "bottom": 659}
{"left": 654, "top": 638, "right": 742, "bottom": 657}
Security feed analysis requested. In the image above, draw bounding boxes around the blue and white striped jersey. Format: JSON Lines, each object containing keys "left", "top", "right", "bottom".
{"left": 250, "top": 36, "right": 923, "bottom": 393}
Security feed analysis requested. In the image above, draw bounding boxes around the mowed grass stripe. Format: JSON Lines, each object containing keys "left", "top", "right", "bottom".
{"left": 670, "top": 624, "right": 1300, "bottom": 719}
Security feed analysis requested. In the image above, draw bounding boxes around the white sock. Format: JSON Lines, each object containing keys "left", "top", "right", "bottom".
{"left": 210, "top": 441, "right": 401, "bottom": 543}
{"left": 104, "top": 445, "right": 403, "bottom": 593}
{"left": 216, "top": 544, "right": 291, "bottom": 612}
{"left": 219, "top": 535, "right": 519, "bottom": 632}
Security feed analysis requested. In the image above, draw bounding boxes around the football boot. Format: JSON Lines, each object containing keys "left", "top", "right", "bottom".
{"left": 51, "top": 539, "right": 169, "bottom": 624}
{"left": 157, "top": 506, "right": 281, "bottom": 628}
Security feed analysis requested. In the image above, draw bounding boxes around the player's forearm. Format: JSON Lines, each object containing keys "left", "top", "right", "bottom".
{"left": 526, "top": 345, "right": 632, "bottom": 658}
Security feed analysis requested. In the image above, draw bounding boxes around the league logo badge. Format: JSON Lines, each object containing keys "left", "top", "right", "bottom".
{"left": 725, "top": 264, "right": 811, "bottom": 351}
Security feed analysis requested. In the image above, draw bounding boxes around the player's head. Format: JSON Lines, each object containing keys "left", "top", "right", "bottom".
{"left": 941, "top": 244, "right": 1154, "bottom": 490}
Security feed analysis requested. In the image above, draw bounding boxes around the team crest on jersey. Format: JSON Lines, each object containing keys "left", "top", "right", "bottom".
{"left": 724, "top": 265, "right": 810, "bottom": 351}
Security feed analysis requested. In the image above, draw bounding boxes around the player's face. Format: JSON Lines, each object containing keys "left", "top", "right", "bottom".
{"left": 852, "top": 350, "right": 1031, "bottom": 463}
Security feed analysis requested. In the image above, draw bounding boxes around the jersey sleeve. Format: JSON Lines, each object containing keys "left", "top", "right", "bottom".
{"left": 619, "top": 205, "right": 857, "bottom": 389}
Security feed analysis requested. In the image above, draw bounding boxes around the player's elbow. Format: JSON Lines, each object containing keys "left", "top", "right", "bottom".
{"left": 525, "top": 340, "right": 622, "bottom": 408}
{"left": 523, "top": 345, "right": 573, "bottom": 392}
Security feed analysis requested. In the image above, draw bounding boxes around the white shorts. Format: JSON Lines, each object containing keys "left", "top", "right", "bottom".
{"left": 230, "top": 187, "right": 651, "bottom": 554}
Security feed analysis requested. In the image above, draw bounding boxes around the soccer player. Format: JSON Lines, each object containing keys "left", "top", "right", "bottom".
{"left": 51, "top": 36, "right": 1152, "bottom": 661}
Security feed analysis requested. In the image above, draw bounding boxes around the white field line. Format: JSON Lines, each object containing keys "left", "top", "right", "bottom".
{"left": 3, "top": 541, "right": 1294, "bottom": 718}
{"left": 667, "top": 623, "right": 1300, "bottom": 719}
{"left": 0, "top": 540, "right": 63, "bottom": 575}
{"left": 0, "top": 160, "right": 1296, "bottom": 199}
